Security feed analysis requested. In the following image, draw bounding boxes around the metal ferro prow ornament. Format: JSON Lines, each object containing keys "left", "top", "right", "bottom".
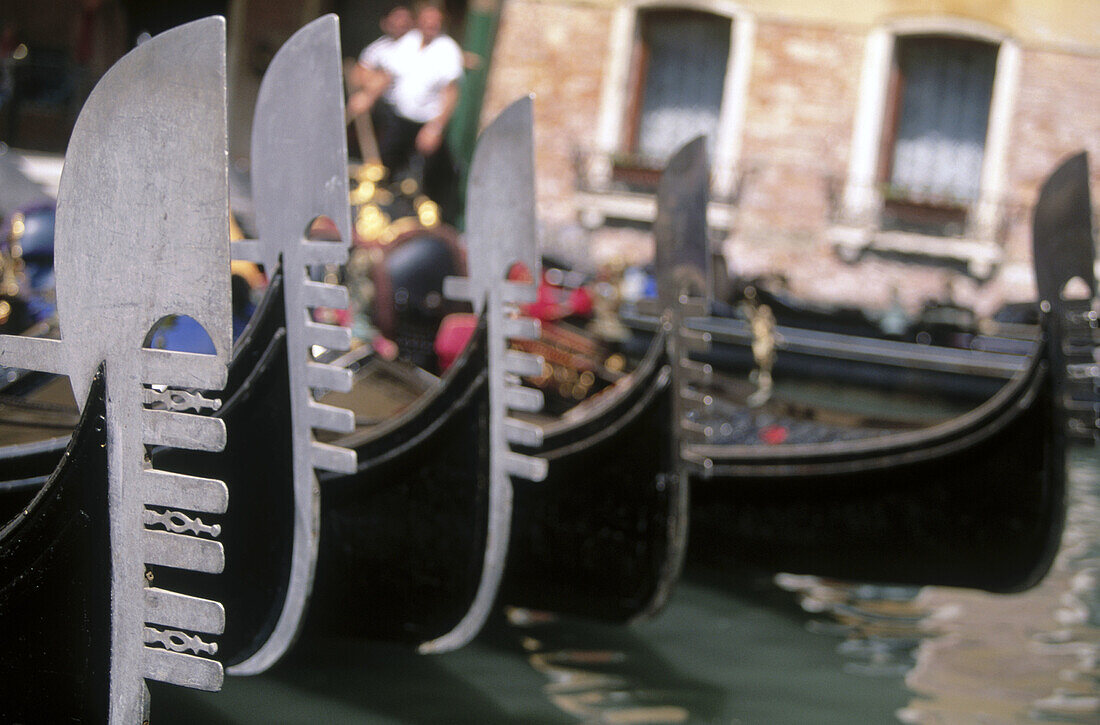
{"left": 0, "top": 17, "right": 232, "bottom": 724}
{"left": 637, "top": 136, "right": 712, "bottom": 615}
{"left": 1032, "top": 152, "right": 1100, "bottom": 441}
{"left": 228, "top": 14, "right": 357, "bottom": 674}
{"left": 440, "top": 96, "right": 548, "bottom": 653}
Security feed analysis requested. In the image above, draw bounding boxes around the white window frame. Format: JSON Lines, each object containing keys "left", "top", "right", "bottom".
{"left": 840, "top": 17, "right": 1021, "bottom": 245}
{"left": 592, "top": 0, "right": 755, "bottom": 201}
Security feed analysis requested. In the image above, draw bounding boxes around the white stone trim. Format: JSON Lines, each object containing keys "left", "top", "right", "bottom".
{"left": 714, "top": 13, "right": 755, "bottom": 199}
{"left": 592, "top": 0, "right": 754, "bottom": 192}
{"left": 843, "top": 26, "right": 893, "bottom": 223}
{"left": 974, "top": 38, "right": 1021, "bottom": 237}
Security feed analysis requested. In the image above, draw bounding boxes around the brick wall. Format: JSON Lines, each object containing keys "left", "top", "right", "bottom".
{"left": 1003, "top": 47, "right": 1100, "bottom": 261}
{"left": 482, "top": 0, "right": 612, "bottom": 225}
{"left": 737, "top": 20, "right": 863, "bottom": 242}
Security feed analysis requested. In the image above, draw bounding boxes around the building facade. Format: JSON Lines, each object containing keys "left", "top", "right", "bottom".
{"left": 482, "top": 0, "right": 1100, "bottom": 313}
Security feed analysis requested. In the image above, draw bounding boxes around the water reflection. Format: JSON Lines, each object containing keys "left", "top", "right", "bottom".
{"left": 1030, "top": 447, "right": 1100, "bottom": 722}
{"left": 152, "top": 453, "right": 1097, "bottom": 723}
{"left": 502, "top": 607, "right": 714, "bottom": 724}
{"left": 773, "top": 575, "right": 942, "bottom": 679}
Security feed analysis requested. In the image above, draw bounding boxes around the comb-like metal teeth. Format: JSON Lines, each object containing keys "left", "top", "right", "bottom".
{"left": 443, "top": 276, "right": 539, "bottom": 306}
{"left": 679, "top": 359, "right": 713, "bottom": 384}
{"left": 503, "top": 450, "right": 548, "bottom": 481}
{"left": 311, "top": 440, "right": 357, "bottom": 475}
{"left": 303, "top": 280, "right": 349, "bottom": 309}
{"left": 141, "top": 469, "right": 228, "bottom": 514}
{"left": 144, "top": 529, "right": 225, "bottom": 574}
{"left": 143, "top": 588, "right": 225, "bottom": 634}
{"left": 680, "top": 387, "right": 714, "bottom": 407}
{"left": 0, "top": 336, "right": 67, "bottom": 375}
{"left": 680, "top": 328, "right": 712, "bottom": 353}
{"left": 143, "top": 647, "right": 223, "bottom": 692}
{"left": 1064, "top": 344, "right": 1098, "bottom": 360}
{"left": 307, "top": 399, "right": 355, "bottom": 434}
{"left": 504, "top": 418, "right": 543, "bottom": 447}
{"left": 441, "top": 275, "right": 469, "bottom": 303}
{"left": 1067, "top": 414, "right": 1100, "bottom": 439}
{"left": 678, "top": 297, "right": 707, "bottom": 317}
{"left": 505, "top": 383, "right": 544, "bottom": 413}
{"left": 1067, "top": 363, "right": 1099, "bottom": 380}
{"left": 681, "top": 417, "right": 714, "bottom": 438}
{"left": 304, "top": 318, "right": 352, "bottom": 351}
{"left": 301, "top": 240, "right": 350, "bottom": 266}
{"left": 142, "top": 349, "right": 228, "bottom": 390}
{"left": 142, "top": 409, "right": 227, "bottom": 452}
{"left": 501, "top": 281, "right": 539, "bottom": 305}
{"left": 504, "top": 350, "right": 544, "bottom": 378}
{"left": 504, "top": 317, "right": 541, "bottom": 341}
{"left": 306, "top": 361, "right": 353, "bottom": 392}
{"left": 230, "top": 238, "right": 264, "bottom": 263}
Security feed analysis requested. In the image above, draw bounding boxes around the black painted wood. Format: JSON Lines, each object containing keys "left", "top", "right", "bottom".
{"left": 150, "top": 271, "right": 295, "bottom": 667}
{"left": 0, "top": 368, "right": 110, "bottom": 722}
{"left": 312, "top": 321, "right": 489, "bottom": 643}
{"left": 503, "top": 332, "right": 677, "bottom": 621}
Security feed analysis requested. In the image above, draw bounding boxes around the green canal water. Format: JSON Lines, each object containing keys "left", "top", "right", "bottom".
{"left": 157, "top": 446, "right": 1099, "bottom": 724}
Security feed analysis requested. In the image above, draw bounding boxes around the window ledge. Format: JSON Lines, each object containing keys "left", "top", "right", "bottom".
{"left": 575, "top": 188, "right": 736, "bottom": 231}
{"left": 828, "top": 224, "right": 1002, "bottom": 279}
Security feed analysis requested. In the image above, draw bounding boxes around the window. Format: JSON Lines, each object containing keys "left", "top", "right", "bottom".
{"left": 626, "top": 10, "right": 730, "bottom": 165}
{"left": 834, "top": 22, "right": 1019, "bottom": 276}
{"left": 879, "top": 36, "right": 998, "bottom": 235}
{"left": 579, "top": 1, "right": 753, "bottom": 229}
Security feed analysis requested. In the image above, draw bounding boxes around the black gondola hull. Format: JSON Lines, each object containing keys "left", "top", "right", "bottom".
{"left": 502, "top": 348, "right": 678, "bottom": 621}
{"left": 688, "top": 352, "right": 1065, "bottom": 593}
{"left": 311, "top": 326, "right": 490, "bottom": 644}
{"left": 0, "top": 370, "right": 110, "bottom": 722}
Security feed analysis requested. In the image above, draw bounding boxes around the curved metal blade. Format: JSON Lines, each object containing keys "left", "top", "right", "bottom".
{"left": 423, "top": 96, "right": 546, "bottom": 653}
{"left": 22, "top": 17, "right": 233, "bottom": 723}
{"left": 654, "top": 136, "right": 709, "bottom": 312}
{"left": 1032, "top": 151, "right": 1094, "bottom": 306}
{"left": 462, "top": 95, "right": 538, "bottom": 312}
{"left": 231, "top": 14, "right": 355, "bottom": 675}
{"left": 251, "top": 13, "right": 351, "bottom": 271}
{"left": 52, "top": 16, "right": 231, "bottom": 406}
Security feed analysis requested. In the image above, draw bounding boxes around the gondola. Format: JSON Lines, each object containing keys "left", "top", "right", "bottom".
{"left": 684, "top": 151, "right": 1094, "bottom": 593}
{"left": 0, "top": 28, "right": 683, "bottom": 669}
{"left": 622, "top": 301, "right": 1030, "bottom": 403}
{"left": 307, "top": 110, "right": 706, "bottom": 640}
{"left": 307, "top": 97, "right": 548, "bottom": 653}
{"left": 0, "top": 18, "right": 235, "bottom": 721}
{"left": 0, "top": 16, "right": 358, "bottom": 683}
{"left": 496, "top": 141, "right": 714, "bottom": 623}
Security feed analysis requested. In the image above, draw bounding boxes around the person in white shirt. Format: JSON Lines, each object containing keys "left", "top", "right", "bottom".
{"left": 347, "top": 4, "right": 413, "bottom": 150}
{"left": 349, "top": 3, "right": 464, "bottom": 222}
{"left": 356, "top": 4, "right": 412, "bottom": 75}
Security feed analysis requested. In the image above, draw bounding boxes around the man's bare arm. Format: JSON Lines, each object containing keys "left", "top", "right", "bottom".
{"left": 346, "top": 68, "right": 392, "bottom": 124}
